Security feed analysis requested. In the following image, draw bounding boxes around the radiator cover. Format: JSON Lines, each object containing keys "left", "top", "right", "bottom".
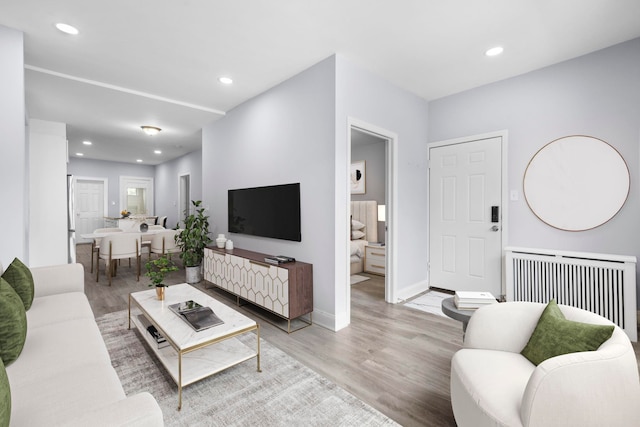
{"left": 505, "top": 247, "right": 637, "bottom": 341}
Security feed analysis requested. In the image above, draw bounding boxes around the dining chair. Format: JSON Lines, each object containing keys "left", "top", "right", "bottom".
{"left": 141, "top": 225, "right": 166, "bottom": 260}
{"left": 96, "top": 233, "right": 142, "bottom": 286}
{"left": 157, "top": 215, "right": 168, "bottom": 228}
{"left": 90, "top": 228, "right": 123, "bottom": 274}
{"left": 149, "top": 229, "right": 182, "bottom": 259}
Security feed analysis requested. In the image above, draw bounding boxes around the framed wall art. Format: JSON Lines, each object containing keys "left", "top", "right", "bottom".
{"left": 350, "top": 161, "right": 366, "bottom": 194}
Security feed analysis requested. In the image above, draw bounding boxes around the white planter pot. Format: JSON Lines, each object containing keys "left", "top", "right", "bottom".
{"left": 185, "top": 265, "right": 202, "bottom": 284}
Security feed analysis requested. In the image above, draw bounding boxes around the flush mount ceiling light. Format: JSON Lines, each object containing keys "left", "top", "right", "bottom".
{"left": 55, "top": 23, "right": 79, "bottom": 35}
{"left": 141, "top": 126, "right": 161, "bottom": 136}
{"left": 154, "top": 150, "right": 162, "bottom": 154}
{"left": 82, "top": 140, "right": 92, "bottom": 145}
{"left": 485, "top": 46, "right": 504, "bottom": 57}
{"left": 75, "top": 152, "right": 84, "bottom": 156}
{"left": 218, "top": 76, "right": 233, "bottom": 85}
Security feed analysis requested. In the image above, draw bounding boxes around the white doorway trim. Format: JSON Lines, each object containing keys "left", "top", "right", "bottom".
{"left": 119, "top": 176, "right": 154, "bottom": 216}
{"left": 347, "top": 117, "right": 399, "bottom": 323}
{"left": 428, "top": 130, "right": 509, "bottom": 297}
{"left": 178, "top": 172, "right": 191, "bottom": 222}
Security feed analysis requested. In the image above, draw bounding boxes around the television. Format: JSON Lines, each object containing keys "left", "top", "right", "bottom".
{"left": 228, "top": 183, "right": 301, "bottom": 242}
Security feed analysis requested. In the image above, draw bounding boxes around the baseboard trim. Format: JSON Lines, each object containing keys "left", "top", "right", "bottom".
{"left": 395, "top": 279, "right": 429, "bottom": 303}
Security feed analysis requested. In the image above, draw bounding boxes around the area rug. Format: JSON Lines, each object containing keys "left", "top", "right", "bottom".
{"left": 350, "top": 274, "right": 370, "bottom": 285}
{"left": 97, "top": 311, "right": 398, "bottom": 426}
{"left": 404, "top": 290, "right": 452, "bottom": 318}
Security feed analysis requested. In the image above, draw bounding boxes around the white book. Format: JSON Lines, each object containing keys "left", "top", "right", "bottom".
{"left": 454, "top": 291, "right": 497, "bottom": 302}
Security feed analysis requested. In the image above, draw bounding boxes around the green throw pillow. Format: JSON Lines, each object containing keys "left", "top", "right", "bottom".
{"left": 0, "top": 358, "right": 10, "bottom": 427}
{"left": 0, "top": 278, "right": 27, "bottom": 366}
{"left": 521, "top": 300, "right": 615, "bottom": 366}
{"left": 1, "top": 258, "right": 34, "bottom": 310}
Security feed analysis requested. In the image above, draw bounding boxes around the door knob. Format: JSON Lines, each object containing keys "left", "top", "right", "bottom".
{"left": 491, "top": 225, "right": 500, "bottom": 232}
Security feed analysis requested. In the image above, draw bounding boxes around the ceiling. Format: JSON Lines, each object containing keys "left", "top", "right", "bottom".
{"left": 2, "top": 1, "right": 639, "bottom": 165}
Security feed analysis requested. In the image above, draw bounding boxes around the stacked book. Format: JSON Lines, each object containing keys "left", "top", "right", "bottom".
{"left": 454, "top": 291, "right": 498, "bottom": 310}
{"left": 137, "top": 315, "right": 169, "bottom": 349}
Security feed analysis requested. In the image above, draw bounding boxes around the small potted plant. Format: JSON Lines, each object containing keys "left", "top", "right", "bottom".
{"left": 145, "top": 256, "right": 179, "bottom": 300}
{"left": 175, "top": 200, "right": 212, "bottom": 284}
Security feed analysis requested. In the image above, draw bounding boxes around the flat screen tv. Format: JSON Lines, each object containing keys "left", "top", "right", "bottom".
{"left": 228, "top": 183, "right": 301, "bottom": 242}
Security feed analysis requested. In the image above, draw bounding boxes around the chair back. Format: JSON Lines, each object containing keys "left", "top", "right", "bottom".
{"left": 148, "top": 225, "right": 165, "bottom": 230}
{"left": 157, "top": 216, "right": 168, "bottom": 228}
{"left": 150, "top": 229, "right": 181, "bottom": 254}
{"left": 99, "top": 233, "right": 141, "bottom": 261}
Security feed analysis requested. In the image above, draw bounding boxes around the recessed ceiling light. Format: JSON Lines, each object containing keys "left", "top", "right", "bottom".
{"left": 82, "top": 140, "right": 92, "bottom": 145}
{"left": 485, "top": 46, "right": 504, "bottom": 57}
{"left": 55, "top": 23, "right": 79, "bottom": 35}
{"left": 75, "top": 152, "right": 83, "bottom": 156}
{"left": 154, "top": 150, "right": 162, "bottom": 154}
{"left": 141, "top": 125, "right": 161, "bottom": 136}
{"left": 218, "top": 76, "right": 233, "bottom": 85}
{"left": 136, "top": 159, "right": 143, "bottom": 163}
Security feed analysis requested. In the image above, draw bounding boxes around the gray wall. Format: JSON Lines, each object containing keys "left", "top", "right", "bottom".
{"left": 155, "top": 149, "right": 202, "bottom": 229}
{"left": 336, "top": 55, "right": 430, "bottom": 307}
{"left": 428, "top": 38, "right": 640, "bottom": 305}
{"left": 202, "top": 56, "right": 337, "bottom": 327}
{"left": 68, "top": 158, "right": 155, "bottom": 218}
{"left": 0, "top": 25, "right": 26, "bottom": 266}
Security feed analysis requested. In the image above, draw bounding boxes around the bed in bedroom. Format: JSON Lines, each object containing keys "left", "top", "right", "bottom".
{"left": 350, "top": 200, "right": 378, "bottom": 275}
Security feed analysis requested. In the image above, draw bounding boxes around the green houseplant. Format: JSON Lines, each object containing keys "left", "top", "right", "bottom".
{"left": 175, "top": 200, "right": 212, "bottom": 283}
{"left": 145, "top": 256, "right": 179, "bottom": 300}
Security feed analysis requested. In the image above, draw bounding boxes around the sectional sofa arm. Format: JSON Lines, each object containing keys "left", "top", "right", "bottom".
{"left": 520, "top": 343, "right": 640, "bottom": 427}
{"left": 63, "top": 393, "right": 164, "bottom": 427}
{"left": 30, "top": 263, "right": 85, "bottom": 298}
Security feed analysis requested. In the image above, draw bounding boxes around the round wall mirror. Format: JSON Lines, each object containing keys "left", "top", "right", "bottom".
{"left": 523, "top": 135, "right": 629, "bottom": 231}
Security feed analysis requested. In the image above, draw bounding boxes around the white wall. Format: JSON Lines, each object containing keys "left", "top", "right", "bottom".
{"left": 428, "top": 38, "right": 640, "bottom": 305}
{"left": 28, "top": 119, "right": 67, "bottom": 267}
{"left": 335, "top": 55, "right": 430, "bottom": 315}
{"left": 202, "top": 56, "right": 337, "bottom": 328}
{"left": 68, "top": 158, "right": 155, "bottom": 218}
{"left": 155, "top": 149, "right": 202, "bottom": 229}
{"left": 0, "top": 25, "right": 26, "bottom": 267}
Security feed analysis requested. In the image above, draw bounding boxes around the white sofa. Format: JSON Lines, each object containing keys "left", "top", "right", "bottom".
{"left": 2, "top": 262, "right": 163, "bottom": 426}
{"left": 451, "top": 301, "right": 640, "bottom": 427}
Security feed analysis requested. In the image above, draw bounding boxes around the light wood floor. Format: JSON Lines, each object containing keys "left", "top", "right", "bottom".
{"left": 80, "top": 244, "right": 640, "bottom": 427}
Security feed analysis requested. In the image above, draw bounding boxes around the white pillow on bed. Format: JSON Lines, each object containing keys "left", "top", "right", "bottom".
{"left": 351, "top": 230, "right": 366, "bottom": 240}
{"left": 351, "top": 219, "right": 365, "bottom": 230}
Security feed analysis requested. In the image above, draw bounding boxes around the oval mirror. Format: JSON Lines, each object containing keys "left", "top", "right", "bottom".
{"left": 523, "top": 135, "right": 629, "bottom": 231}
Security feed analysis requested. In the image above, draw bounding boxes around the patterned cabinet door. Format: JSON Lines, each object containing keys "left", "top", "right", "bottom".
{"left": 249, "top": 262, "right": 289, "bottom": 317}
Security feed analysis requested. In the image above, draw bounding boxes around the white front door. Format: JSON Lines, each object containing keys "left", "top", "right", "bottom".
{"left": 429, "top": 137, "right": 503, "bottom": 296}
{"left": 75, "top": 179, "right": 105, "bottom": 243}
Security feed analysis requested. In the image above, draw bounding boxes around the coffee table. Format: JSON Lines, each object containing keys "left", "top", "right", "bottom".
{"left": 129, "top": 283, "right": 261, "bottom": 409}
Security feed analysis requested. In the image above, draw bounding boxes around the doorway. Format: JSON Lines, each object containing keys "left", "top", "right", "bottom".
{"left": 75, "top": 177, "right": 108, "bottom": 244}
{"left": 428, "top": 132, "right": 507, "bottom": 298}
{"left": 179, "top": 173, "right": 191, "bottom": 222}
{"left": 347, "top": 118, "right": 398, "bottom": 325}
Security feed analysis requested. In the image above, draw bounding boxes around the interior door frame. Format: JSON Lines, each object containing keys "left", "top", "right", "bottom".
{"left": 428, "top": 130, "right": 509, "bottom": 297}
{"left": 347, "top": 118, "right": 398, "bottom": 320}
{"left": 178, "top": 172, "right": 191, "bottom": 222}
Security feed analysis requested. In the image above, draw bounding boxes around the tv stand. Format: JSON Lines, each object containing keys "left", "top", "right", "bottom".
{"left": 203, "top": 246, "right": 313, "bottom": 333}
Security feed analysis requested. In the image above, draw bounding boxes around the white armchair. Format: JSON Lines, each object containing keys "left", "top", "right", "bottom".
{"left": 450, "top": 301, "right": 640, "bottom": 427}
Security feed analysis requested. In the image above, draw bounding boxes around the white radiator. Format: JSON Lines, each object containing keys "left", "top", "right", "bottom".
{"left": 505, "top": 247, "right": 637, "bottom": 341}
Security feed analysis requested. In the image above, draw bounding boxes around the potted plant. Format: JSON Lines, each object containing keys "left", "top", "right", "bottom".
{"left": 175, "top": 200, "right": 212, "bottom": 284}
{"left": 145, "top": 256, "right": 179, "bottom": 300}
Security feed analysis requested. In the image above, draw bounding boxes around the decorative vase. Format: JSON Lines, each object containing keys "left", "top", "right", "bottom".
{"left": 216, "top": 234, "right": 227, "bottom": 248}
{"left": 140, "top": 222, "right": 149, "bottom": 232}
{"left": 156, "top": 286, "right": 165, "bottom": 300}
